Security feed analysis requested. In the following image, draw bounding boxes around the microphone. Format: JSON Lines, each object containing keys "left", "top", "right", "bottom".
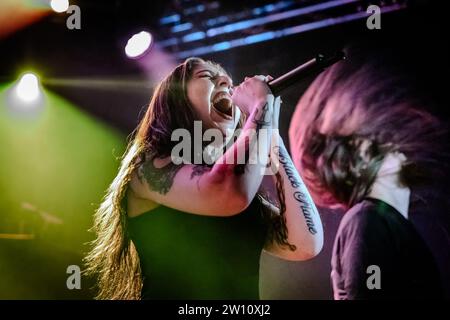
{"left": 267, "top": 51, "right": 346, "bottom": 96}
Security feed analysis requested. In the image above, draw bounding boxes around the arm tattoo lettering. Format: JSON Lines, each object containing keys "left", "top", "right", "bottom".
{"left": 274, "top": 146, "right": 301, "bottom": 189}
{"left": 233, "top": 103, "right": 271, "bottom": 175}
{"left": 252, "top": 102, "right": 271, "bottom": 131}
{"left": 274, "top": 145, "right": 318, "bottom": 235}
{"left": 294, "top": 191, "right": 318, "bottom": 235}
{"left": 137, "top": 156, "right": 183, "bottom": 195}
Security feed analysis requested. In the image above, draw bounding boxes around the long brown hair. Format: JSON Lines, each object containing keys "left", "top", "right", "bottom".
{"left": 85, "top": 57, "right": 291, "bottom": 299}
{"left": 289, "top": 46, "right": 448, "bottom": 209}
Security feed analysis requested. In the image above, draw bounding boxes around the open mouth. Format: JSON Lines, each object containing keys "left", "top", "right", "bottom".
{"left": 211, "top": 92, "right": 233, "bottom": 120}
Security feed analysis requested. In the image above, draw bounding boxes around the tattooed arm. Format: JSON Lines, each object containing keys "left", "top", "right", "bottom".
{"left": 264, "top": 133, "right": 324, "bottom": 260}
{"left": 129, "top": 76, "right": 274, "bottom": 217}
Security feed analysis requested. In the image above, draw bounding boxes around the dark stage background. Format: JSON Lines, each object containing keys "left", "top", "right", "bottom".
{"left": 0, "top": 0, "right": 448, "bottom": 299}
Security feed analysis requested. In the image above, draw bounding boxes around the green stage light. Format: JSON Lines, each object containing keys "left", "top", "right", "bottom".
{"left": 16, "top": 73, "right": 41, "bottom": 102}
{"left": 5, "top": 72, "right": 45, "bottom": 116}
{"left": 0, "top": 83, "right": 126, "bottom": 299}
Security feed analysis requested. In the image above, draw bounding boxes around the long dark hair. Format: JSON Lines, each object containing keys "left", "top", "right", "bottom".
{"left": 85, "top": 57, "right": 291, "bottom": 299}
{"left": 289, "top": 47, "right": 448, "bottom": 209}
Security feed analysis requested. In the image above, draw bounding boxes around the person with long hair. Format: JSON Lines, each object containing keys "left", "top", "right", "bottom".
{"left": 289, "top": 45, "right": 449, "bottom": 299}
{"left": 85, "top": 57, "right": 324, "bottom": 299}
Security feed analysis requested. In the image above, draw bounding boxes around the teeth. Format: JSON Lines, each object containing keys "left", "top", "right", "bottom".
{"left": 212, "top": 92, "right": 231, "bottom": 104}
{"left": 211, "top": 92, "right": 233, "bottom": 118}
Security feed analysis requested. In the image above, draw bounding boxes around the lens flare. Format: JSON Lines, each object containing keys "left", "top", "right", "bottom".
{"left": 50, "top": 0, "right": 69, "bottom": 13}
{"left": 125, "top": 31, "right": 152, "bottom": 58}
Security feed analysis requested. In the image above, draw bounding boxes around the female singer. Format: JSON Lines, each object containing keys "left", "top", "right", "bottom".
{"left": 85, "top": 57, "right": 323, "bottom": 299}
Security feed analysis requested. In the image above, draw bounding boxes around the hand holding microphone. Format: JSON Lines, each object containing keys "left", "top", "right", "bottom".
{"left": 232, "top": 51, "right": 345, "bottom": 116}
{"left": 231, "top": 75, "right": 273, "bottom": 116}
{"left": 267, "top": 52, "right": 345, "bottom": 130}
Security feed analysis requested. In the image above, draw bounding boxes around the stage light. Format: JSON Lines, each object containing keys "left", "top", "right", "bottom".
{"left": 16, "top": 73, "right": 41, "bottom": 103}
{"left": 50, "top": 0, "right": 69, "bottom": 13}
{"left": 125, "top": 31, "right": 152, "bottom": 58}
{"left": 182, "top": 31, "right": 205, "bottom": 43}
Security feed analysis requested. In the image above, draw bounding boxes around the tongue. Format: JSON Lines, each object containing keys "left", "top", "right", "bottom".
{"left": 214, "top": 98, "right": 232, "bottom": 116}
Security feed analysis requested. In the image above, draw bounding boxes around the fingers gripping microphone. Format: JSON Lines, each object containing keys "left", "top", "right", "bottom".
{"left": 267, "top": 51, "right": 346, "bottom": 96}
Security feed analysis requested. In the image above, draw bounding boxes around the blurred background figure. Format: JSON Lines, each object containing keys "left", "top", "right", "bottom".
{"left": 289, "top": 40, "right": 450, "bottom": 298}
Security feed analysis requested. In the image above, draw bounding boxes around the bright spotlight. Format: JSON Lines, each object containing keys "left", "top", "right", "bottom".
{"left": 16, "top": 73, "right": 41, "bottom": 103}
{"left": 125, "top": 31, "right": 152, "bottom": 58}
{"left": 50, "top": 0, "right": 69, "bottom": 13}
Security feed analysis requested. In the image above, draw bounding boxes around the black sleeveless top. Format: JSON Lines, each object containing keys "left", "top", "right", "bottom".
{"left": 128, "top": 197, "right": 268, "bottom": 299}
